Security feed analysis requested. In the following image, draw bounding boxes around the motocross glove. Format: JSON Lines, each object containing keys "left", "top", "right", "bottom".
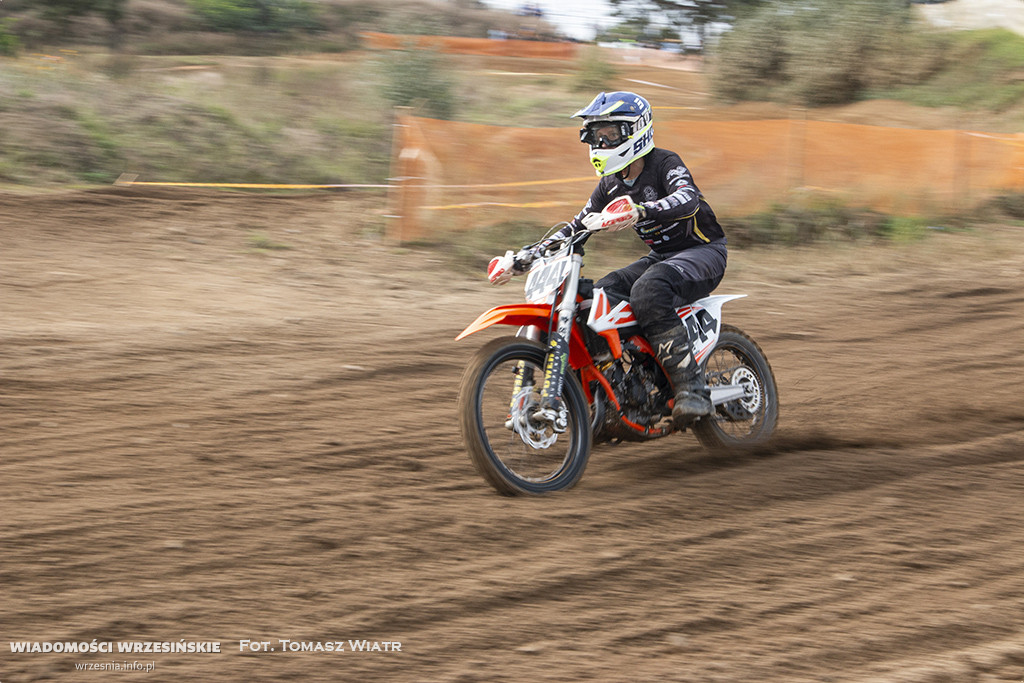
{"left": 487, "top": 247, "right": 536, "bottom": 285}
{"left": 487, "top": 250, "right": 517, "bottom": 285}
{"left": 582, "top": 196, "right": 645, "bottom": 232}
{"left": 487, "top": 233, "right": 569, "bottom": 285}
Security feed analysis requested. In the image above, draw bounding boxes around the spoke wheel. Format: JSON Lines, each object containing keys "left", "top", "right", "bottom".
{"left": 693, "top": 326, "right": 779, "bottom": 453}
{"left": 458, "top": 337, "right": 591, "bottom": 495}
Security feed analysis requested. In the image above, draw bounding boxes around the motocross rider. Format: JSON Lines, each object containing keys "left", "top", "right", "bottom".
{"left": 489, "top": 91, "right": 728, "bottom": 426}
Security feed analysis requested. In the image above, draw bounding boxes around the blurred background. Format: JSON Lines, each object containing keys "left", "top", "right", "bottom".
{"left": 3, "top": 0, "right": 1024, "bottom": 242}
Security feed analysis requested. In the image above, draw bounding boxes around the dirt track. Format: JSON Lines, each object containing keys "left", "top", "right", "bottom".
{"left": 2, "top": 189, "right": 1023, "bottom": 682}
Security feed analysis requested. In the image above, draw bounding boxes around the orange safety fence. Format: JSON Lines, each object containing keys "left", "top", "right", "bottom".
{"left": 387, "top": 114, "right": 1024, "bottom": 241}
{"left": 360, "top": 31, "right": 578, "bottom": 60}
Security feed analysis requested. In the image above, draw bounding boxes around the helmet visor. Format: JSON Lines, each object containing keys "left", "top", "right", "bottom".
{"left": 580, "top": 121, "right": 630, "bottom": 149}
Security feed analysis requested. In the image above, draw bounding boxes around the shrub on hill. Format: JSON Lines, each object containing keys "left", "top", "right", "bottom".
{"left": 711, "top": 0, "right": 945, "bottom": 106}
{"left": 186, "top": 0, "right": 322, "bottom": 33}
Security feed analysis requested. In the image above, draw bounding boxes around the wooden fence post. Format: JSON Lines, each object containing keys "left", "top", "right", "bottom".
{"left": 385, "top": 108, "right": 426, "bottom": 243}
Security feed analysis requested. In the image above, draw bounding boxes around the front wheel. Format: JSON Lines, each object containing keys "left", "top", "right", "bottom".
{"left": 693, "top": 325, "right": 779, "bottom": 453}
{"left": 458, "top": 337, "right": 592, "bottom": 495}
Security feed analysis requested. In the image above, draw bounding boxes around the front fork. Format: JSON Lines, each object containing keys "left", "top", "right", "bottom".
{"left": 530, "top": 254, "right": 583, "bottom": 433}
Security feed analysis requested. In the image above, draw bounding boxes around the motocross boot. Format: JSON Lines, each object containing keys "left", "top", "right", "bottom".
{"left": 649, "top": 324, "right": 713, "bottom": 427}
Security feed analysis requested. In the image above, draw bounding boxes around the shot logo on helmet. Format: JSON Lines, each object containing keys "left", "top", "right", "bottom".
{"left": 592, "top": 157, "right": 606, "bottom": 173}
{"left": 632, "top": 128, "right": 653, "bottom": 154}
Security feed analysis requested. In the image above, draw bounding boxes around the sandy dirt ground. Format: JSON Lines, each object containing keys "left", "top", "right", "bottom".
{"left": 1, "top": 188, "right": 1023, "bottom": 682}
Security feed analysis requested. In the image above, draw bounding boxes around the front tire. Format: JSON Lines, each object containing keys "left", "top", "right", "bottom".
{"left": 458, "top": 337, "right": 592, "bottom": 495}
{"left": 693, "top": 326, "right": 779, "bottom": 453}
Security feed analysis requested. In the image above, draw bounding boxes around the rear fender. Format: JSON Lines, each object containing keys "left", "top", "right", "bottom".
{"left": 455, "top": 304, "right": 592, "bottom": 370}
{"left": 685, "top": 294, "right": 747, "bottom": 365}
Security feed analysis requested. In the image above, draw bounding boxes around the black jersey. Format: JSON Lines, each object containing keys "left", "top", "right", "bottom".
{"left": 567, "top": 147, "right": 725, "bottom": 254}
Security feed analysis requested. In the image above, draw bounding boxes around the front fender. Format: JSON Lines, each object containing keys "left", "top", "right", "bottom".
{"left": 454, "top": 304, "right": 552, "bottom": 342}
{"left": 455, "top": 303, "right": 593, "bottom": 371}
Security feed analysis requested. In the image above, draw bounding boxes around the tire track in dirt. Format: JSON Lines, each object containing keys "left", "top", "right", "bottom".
{"left": 2, "top": 190, "right": 1023, "bottom": 682}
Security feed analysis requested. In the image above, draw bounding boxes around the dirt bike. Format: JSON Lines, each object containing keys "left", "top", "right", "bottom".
{"left": 456, "top": 223, "right": 778, "bottom": 496}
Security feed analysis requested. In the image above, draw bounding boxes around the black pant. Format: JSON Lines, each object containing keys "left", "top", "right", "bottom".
{"left": 595, "top": 239, "right": 727, "bottom": 337}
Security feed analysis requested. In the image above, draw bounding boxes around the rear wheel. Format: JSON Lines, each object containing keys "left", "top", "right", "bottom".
{"left": 458, "top": 337, "right": 592, "bottom": 495}
{"left": 693, "top": 326, "right": 778, "bottom": 452}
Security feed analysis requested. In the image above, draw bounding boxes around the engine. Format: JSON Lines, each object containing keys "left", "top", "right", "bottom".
{"left": 593, "top": 343, "right": 673, "bottom": 442}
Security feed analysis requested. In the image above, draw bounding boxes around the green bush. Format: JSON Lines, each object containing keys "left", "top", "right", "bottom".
{"left": 727, "top": 202, "right": 889, "bottom": 247}
{"left": 186, "top": 0, "right": 322, "bottom": 33}
{"left": 0, "top": 18, "right": 22, "bottom": 56}
{"left": 378, "top": 49, "right": 456, "bottom": 120}
{"left": 572, "top": 46, "right": 618, "bottom": 93}
{"left": 711, "top": 0, "right": 943, "bottom": 106}
{"left": 868, "top": 29, "right": 1024, "bottom": 111}
{"left": 987, "top": 192, "right": 1024, "bottom": 220}
{"left": 879, "top": 215, "right": 929, "bottom": 242}
{"left": 709, "top": 11, "right": 789, "bottom": 102}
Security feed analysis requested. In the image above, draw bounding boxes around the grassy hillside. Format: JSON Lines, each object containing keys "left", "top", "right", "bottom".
{"left": 0, "top": 48, "right": 600, "bottom": 187}
{"left": 6, "top": 32, "right": 1024, "bottom": 189}
{"left": 710, "top": 1, "right": 1024, "bottom": 113}
{"left": 867, "top": 28, "right": 1024, "bottom": 111}
{"left": 0, "top": 0, "right": 561, "bottom": 54}
{"left": 1, "top": 53, "right": 380, "bottom": 185}
{"left": 3, "top": 4, "right": 1024, "bottom": 221}
{"left": 0, "top": 0, "right": 590, "bottom": 187}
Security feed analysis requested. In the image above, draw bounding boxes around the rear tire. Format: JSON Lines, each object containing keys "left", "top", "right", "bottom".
{"left": 693, "top": 326, "right": 778, "bottom": 453}
{"left": 458, "top": 337, "right": 592, "bottom": 495}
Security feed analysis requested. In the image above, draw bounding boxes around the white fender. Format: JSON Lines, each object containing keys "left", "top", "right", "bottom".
{"left": 587, "top": 289, "right": 747, "bottom": 364}
{"left": 683, "top": 294, "right": 746, "bottom": 364}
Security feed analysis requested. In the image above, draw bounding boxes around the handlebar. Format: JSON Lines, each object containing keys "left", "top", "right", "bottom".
{"left": 508, "top": 219, "right": 603, "bottom": 273}
{"left": 524, "top": 221, "right": 597, "bottom": 254}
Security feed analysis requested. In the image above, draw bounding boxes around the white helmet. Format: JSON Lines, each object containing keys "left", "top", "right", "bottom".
{"left": 572, "top": 91, "right": 654, "bottom": 177}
